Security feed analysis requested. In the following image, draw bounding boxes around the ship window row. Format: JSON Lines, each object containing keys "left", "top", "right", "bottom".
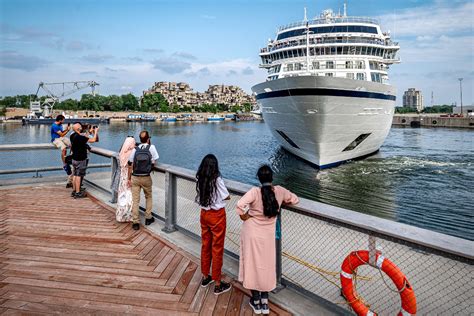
{"left": 280, "top": 61, "right": 366, "bottom": 72}
{"left": 264, "top": 46, "right": 396, "bottom": 63}
{"left": 280, "top": 72, "right": 367, "bottom": 80}
{"left": 277, "top": 25, "right": 378, "bottom": 40}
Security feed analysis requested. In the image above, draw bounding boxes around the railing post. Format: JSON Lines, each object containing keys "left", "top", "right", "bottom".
{"left": 163, "top": 170, "right": 177, "bottom": 233}
{"left": 273, "top": 212, "right": 285, "bottom": 293}
{"left": 110, "top": 155, "right": 119, "bottom": 203}
{"left": 368, "top": 234, "right": 377, "bottom": 266}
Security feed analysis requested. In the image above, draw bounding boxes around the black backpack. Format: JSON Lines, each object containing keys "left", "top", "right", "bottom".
{"left": 132, "top": 145, "right": 153, "bottom": 176}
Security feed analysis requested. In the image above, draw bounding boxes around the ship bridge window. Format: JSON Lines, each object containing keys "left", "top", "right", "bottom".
{"left": 371, "top": 72, "right": 382, "bottom": 83}
{"left": 356, "top": 73, "right": 366, "bottom": 80}
{"left": 326, "top": 61, "right": 335, "bottom": 69}
{"left": 346, "top": 73, "right": 355, "bottom": 79}
{"left": 277, "top": 25, "right": 378, "bottom": 40}
{"left": 343, "top": 133, "right": 371, "bottom": 151}
{"left": 312, "top": 61, "right": 320, "bottom": 69}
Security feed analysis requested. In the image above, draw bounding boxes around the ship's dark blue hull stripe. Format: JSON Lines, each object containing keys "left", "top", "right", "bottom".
{"left": 255, "top": 88, "right": 396, "bottom": 101}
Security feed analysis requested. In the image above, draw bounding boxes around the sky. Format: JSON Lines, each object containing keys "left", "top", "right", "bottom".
{"left": 0, "top": 0, "right": 473, "bottom": 106}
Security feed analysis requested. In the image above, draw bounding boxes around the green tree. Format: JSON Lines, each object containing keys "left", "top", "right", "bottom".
{"left": 57, "top": 98, "right": 79, "bottom": 111}
{"left": 121, "top": 93, "right": 139, "bottom": 111}
{"left": 141, "top": 93, "right": 169, "bottom": 112}
{"left": 242, "top": 103, "right": 252, "bottom": 112}
{"left": 230, "top": 105, "right": 241, "bottom": 113}
{"left": 395, "top": 107, "right": 417, "bottom": 114}
{"left": 170, "top": 104, "right": 180, "bottom": 113}
{"left": 0, "top": 106, "right": 6, "bottom": 116}
{"left": 105, "top": 95, "right": 124, "bottom": 112}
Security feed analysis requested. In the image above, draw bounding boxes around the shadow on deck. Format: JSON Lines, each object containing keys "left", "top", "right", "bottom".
{"left": 0, "top": 185, "right": 291, "bottom": 315}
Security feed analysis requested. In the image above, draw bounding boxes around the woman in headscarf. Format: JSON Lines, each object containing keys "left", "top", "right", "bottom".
{"left": 116, "top": 136, "right": 136, "bottom": 222}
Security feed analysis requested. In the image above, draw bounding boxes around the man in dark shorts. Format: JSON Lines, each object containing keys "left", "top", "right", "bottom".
{"left": 70, "top": 122, "right": 99, "bottom": 198}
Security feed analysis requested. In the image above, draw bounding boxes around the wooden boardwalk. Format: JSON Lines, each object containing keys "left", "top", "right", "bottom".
{"left": 0, "top": 186, "right": 291, "bottom": 315}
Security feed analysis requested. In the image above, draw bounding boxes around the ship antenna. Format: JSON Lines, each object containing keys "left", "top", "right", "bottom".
{"left": 343, "top": 1, "right": 347, "bottom": 17}
{"left": 303, "top": 7, "right": 308, "bottom": 22}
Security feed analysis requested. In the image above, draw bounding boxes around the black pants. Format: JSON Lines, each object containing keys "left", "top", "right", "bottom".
{"left": 251, "top": 290, "right": 269, "bottom": 302}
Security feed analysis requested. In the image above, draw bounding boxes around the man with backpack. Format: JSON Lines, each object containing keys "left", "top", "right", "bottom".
{"left": 128, "top": 130, "right": 159, "bottom": 230}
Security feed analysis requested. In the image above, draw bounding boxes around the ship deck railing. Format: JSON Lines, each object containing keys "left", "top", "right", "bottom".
{"left": 278, "top": 17, "right": 380, "bottom": 32}
{"left": 0, "top": 143, "right": 473, "bottom": 315}
{"left": 267, "top": 39, "right": 398, "bottom": 53}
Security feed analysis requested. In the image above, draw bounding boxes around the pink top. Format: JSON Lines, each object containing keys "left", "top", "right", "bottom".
{"left": 236, "top": 186, "right": 299, "bottom": 223}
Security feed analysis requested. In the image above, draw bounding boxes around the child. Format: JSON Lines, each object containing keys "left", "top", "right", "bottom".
{"left": 195, "top": 154, "right": 232, "bottom": 295}
{"left": 237, "top": 165, "right": 299, "bottom": 314}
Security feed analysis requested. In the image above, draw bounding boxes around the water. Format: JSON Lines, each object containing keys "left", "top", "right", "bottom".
{"left": 1, "top": 121, "right": 473, "bottom": 240}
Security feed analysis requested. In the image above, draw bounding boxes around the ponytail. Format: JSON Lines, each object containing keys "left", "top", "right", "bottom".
{"left": 257, "top": 165, "right": 279, "bottom": 218}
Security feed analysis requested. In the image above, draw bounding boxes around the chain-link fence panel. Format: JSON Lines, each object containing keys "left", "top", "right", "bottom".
{"left": 280, "top": 208, "right": 474, "bottom": 315}
{"left": 174, "top": 176, "right": 243, "bottom": 258}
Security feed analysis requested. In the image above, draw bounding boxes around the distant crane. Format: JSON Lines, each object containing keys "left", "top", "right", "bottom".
{"left": 31, "top": 80, "right": 99, "bottom": 117}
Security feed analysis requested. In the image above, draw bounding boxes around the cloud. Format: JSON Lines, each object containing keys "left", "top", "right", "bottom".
{"left": 0, "top": 23, "right": 64, "bottom": 49}
{"left": 66, "top": 40, "right": 92, "bottom": 51}
{"left": 143, "top": 48, "right": 164, "bottom": 54}
{"left": 0, "top": 50, "right": 49, "bottom": 71}
{"left": 200, "top": 14, "right": 216, "bottom": 20}
{"left": 173, "top": 51, "right": 197, "bottom": 60}
{"left": 120, "top": 86, "right": 133, "bottom": 91}
{"left": 226, "top": 70, "right": 238, "bottom": 76}
{"left": 241, "top": 66, "right": 254, "bottom": 75}
{"left": 105, "top": 67, "right": 125, "bottom": 72}
{"left": 80, "top": 71, "right": 98, "bottom": 75}
{"left": 197, "top": 67, "right": 211, "bottom": 76}
{"left": 379, "top": 2, "right": 473, "bottom": 37}
{"left": 125, "top": 56, "right": 143, "bottom": 62}
{"left": 81, "top": 54, "right": 114, "bottom": 63}
{"left": 151, "top": 57, "right": 191, "bottom": 74}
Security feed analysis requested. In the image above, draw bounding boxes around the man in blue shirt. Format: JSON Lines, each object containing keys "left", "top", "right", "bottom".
{"left": 51, "top": 115, "right": 72, "bottom": 186}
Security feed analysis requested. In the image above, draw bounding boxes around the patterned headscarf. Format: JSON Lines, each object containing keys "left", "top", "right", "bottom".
{"left": 119, "top": 137, "right": 136, "bottom": 167}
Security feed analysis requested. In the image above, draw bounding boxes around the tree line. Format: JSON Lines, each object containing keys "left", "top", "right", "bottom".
{"left": 395, "top": 105, "right": 454, "bottom": 114}
{"left": 0, "top": 93, "right": 254, "bottom": 114}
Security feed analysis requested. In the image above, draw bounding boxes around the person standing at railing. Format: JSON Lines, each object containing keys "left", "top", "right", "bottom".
{"left": 115, "top": 136, "right": 136, "bottom": 222}
{"left": 237, "top": 165, "right": 299, "bottom": 315}
{"left": 50, "top": 115, "right": 72, "bottom": 188}
{"left": 127, "top": 131, "right": 159, "bottom": 231}
{"left": 70, "top": 123, "right": 99, "bottom": 199}
{"left": 195, "top": 154, "right": 232, "bottom": 296}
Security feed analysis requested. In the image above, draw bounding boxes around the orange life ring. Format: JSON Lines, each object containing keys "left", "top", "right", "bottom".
{"left": 340, "top": 250, "right": 417, "bottom": 316}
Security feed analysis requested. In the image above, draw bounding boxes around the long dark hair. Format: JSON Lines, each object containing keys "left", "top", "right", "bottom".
{"left": 195, "top": 154, "right": 221, "bottom": 207}
{"left": 257, "top": 165, "right": 279, "bottom": 218}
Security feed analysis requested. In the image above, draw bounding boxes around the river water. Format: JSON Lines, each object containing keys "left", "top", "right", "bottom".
{"left": 1, "top": 121, "right": 473, "bottom": 240}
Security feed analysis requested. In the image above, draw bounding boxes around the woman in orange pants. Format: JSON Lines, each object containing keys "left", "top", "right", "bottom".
{"left": 195, "top": 154, "right": 231, "bottom": 295}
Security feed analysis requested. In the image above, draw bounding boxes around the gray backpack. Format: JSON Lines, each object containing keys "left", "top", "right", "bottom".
{"left": 132, "top": 145, "right": 153, "bottom": 176}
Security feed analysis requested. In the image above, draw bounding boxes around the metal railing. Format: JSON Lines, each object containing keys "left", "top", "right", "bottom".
{"left": 278, "top": 17, "right": 380, "bottom": 32}
{"left": 1, "top": 144, "right": 473, "bottom": 315}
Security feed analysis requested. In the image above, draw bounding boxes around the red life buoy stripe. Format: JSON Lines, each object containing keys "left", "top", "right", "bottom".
{"left": 340, "top": 250, "right": 417, "bottom": 316}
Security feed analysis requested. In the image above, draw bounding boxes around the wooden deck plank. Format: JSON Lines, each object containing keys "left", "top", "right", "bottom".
{"left": 0, "top": 186, "right": 291, "bottom": 315}
{"left": 213, "top": 287, "right": 233, "bottom": 316}
{"left": 226, "top": 290, "right": 244, "bottom": 316}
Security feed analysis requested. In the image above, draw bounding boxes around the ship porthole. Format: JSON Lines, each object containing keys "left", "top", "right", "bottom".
{"left": 432, "top": 120, "right": 437, "bottom": 125}
{"left": 401, "top": 119, "right": 406, "bottom": 123}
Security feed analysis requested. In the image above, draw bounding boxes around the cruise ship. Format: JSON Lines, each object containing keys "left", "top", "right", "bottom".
{"left": 252, "top": 7, "right": 400, "bottom": 168}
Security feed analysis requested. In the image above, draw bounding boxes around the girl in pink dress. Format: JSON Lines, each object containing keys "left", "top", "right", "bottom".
{"left": 237, "top": 165, "right": 299, "bottom": 314}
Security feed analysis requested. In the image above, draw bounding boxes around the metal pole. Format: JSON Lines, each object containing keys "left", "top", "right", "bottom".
{"left": 110, "top": 155, "right": 119, "bottom": 204}
{"left": 458, "top": 78, "right": 463, "bottom": 116}
{"left": 163, "top": 171, "right": 177, "bottom": 233}
{"left": 273, "top": 211, "right": 284, "bottom": 293}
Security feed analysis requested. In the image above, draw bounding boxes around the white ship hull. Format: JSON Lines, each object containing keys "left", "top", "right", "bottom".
{"left": 252, "top": 76, "right": 396, "bottom": 168}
